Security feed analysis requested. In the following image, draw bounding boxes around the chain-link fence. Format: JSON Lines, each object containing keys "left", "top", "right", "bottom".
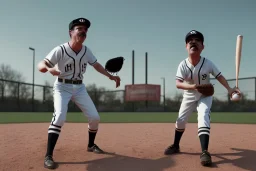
{"left": 209, "top": 76, "right": 256, "bottom": 112}
{"left": 0, "top": 79, "right": 53, "bottom": 112}
{"left": 210, "top": 77, "right": 256, "bottom": 101}
{"left": 1, "top": 77, "right": 256, "bottom": 112}
{"left": 0, "top": 79, "right": 163, "bottom": 112}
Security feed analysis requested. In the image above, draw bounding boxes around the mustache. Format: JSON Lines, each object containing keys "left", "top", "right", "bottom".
{"left": 78, "top": 32, "right": 86, "bottom": 37}
{"left": 190, "top": 43, "right": 198, "bottom": 48}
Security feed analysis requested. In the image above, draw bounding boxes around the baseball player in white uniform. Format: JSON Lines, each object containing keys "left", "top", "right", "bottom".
{"left": 164, "top": 30, "right": 241, "bottom": 166}
{"left": 37, "top": 18, "right": 121, "bottom": 169}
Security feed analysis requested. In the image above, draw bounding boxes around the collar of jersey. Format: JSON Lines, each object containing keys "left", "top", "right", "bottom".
{"left": 186, "top": 56, "right": 204, "bottom": 69}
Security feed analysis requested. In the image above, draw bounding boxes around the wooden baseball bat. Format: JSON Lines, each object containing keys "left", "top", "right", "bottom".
{"left": 235, "top": 35, "right": 243, "bottom": 88}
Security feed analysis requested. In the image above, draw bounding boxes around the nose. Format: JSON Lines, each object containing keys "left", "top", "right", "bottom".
{"left": 191, "top": 39, "right": 196, "bottom": 43}
{"left": 189, "top": 40, "right": 197, "bottom": 45}
{"left": 81, "top": 27, "right": 88, "bottom": 33}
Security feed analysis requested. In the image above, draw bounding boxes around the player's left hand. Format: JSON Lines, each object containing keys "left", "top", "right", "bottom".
{"left": 48, "top": 67, "right": 60, "bottom": 76}
{"left": 228, "top": 87, "right": 241, "bottom": 96}
{"left": 109, "top": 75, "right": 121, "bottom": 88}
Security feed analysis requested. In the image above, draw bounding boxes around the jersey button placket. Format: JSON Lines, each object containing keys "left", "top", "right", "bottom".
{"left": 193, "top": 68, "right": 198, "bottom": 85}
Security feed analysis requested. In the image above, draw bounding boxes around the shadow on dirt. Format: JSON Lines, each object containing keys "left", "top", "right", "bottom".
{"left": 57, "top": 151, "right": 175, "bottom": 171}
{"left": 181, "top": 148, "right": 256, "bottom": 171}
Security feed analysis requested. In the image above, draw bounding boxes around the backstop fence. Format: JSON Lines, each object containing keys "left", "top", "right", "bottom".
{"left": 1, "top": 77, "right": 256, "bottom": 112}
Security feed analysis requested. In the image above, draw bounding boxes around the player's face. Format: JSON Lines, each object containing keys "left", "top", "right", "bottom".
{"left": 70, "top": 25, "right": 88, "bottom": 43}
{"left": 186, "top": 36, "right": 204, "bottom": 55}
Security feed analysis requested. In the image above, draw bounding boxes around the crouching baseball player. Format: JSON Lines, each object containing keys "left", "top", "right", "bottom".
{"left": 164, "top": 30, "right": 241, "bottom": 166}
{"left": 37, "top": 17, "right": 121, "bottom": 169}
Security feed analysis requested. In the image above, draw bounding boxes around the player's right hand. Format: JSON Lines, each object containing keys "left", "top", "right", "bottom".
{"left": 48, "top": 68, "right": 60, "bottom": 76}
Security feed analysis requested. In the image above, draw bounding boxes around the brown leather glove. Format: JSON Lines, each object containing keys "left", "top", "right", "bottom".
{"left": 196, "top": 84, "right": 214, "bottom": 96}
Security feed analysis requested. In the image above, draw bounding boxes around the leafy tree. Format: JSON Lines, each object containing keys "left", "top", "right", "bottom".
{"left": 0, "top": 64, "right": 31, "bottom": 100}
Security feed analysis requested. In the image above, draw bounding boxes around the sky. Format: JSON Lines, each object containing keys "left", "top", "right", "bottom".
{"left": 0, "top": 0, "right": 255, "bottom": 99}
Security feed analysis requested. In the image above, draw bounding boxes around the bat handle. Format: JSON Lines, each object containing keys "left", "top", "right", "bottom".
{"left": 235, "top": 78, "right": 239, "bottom": 88}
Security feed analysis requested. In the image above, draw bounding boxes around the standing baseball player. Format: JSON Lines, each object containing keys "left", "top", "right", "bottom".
{"left": 164, "top": 30, "right": 241, "bottom": 166}
{"left": 37, "top": 17, "right": 121, "bottom": 169}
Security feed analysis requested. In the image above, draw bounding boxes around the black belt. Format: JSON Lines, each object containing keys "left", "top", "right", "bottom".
{"left": 58, "top": 78, "right": 82, "bottom": 84}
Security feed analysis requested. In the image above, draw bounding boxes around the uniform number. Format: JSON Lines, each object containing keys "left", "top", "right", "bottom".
{"left": 82, "top": 63, "right": 87, "bottom": 72}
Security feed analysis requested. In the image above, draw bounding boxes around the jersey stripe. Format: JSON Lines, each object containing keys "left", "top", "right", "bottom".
{"left": 44, "top": 58, "right": 54, "bottom": 67}
{"left": 198, "top": 58, "right": 205, "bottom": 85}
{"left": 176, "top": 76, "right": 184, "bottom": 81}
{"left": 215, "top": 72, "right": 221, "bottom": 78}
{"left": 59, "top": 45, "right": 64, "bottom": 60}
{"left": 89, "top": 59, "right": 97, "bottom": 65}
{"left": 78, "top": 46, "right": 87, "bottom": 79}
{"left": 184, "top": 60, "right": 192, "bottom": 79}
{"left": 50, "top": 124, "right": 61, "bottom": 128}
{"left": 63, "top": 45, "right": 76, "bottom": 80}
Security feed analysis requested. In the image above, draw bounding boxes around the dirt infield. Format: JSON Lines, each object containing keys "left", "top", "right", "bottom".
{"left": 0, "top": 123, "right": 255, "bottom": 171}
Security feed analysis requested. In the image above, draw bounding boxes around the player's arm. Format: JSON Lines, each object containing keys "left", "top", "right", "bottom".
{"left": 216, "top": 75, "right": 231, "bottom": 91}
{"left": 176, "top": 79, "right": 196, "bottom": 90}
{"left": 37, "top": 60, "right": 53, "bottom": 73}
{"left": 37, "top": 60, "right": 60, "bottom": 76}
{"left": 92, "top": 62, "right": 113, "bottom": 78}
{"left": 216, "top": 75, "right": 241, "bottom": 95}
{"left": 37, "top": 46, "right": 61, "bottom": 76}
{"left": 92, "top": 62, "right": 121, "bottom": 88}
{"left": 86, "top": 47, "right": 120, "bottom": 86}
{"left": 175, "top": 61, "right": 196, "bottom": 90}
{"left": 210, "top": 60, "right": 240, "bottom": 95}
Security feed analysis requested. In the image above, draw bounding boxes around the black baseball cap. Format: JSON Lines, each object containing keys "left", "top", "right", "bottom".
{"left": 69, "top": 18, "right": 91, "bottom": 30}
{"left": 185, "top": 30, "right": 204, "bottom": 43}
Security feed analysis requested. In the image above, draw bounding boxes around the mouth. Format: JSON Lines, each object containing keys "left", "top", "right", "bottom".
{"left": 190, "top": 44, "right": 198, "bottom": 51}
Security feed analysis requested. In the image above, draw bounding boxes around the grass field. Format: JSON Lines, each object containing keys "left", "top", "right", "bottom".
{"left": 0, "top": 112, "right": 256, "bottom": 124}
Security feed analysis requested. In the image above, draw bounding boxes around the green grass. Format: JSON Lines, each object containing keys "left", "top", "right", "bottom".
{"left": 0, "top": 112, "right": 256, "bottom": 124}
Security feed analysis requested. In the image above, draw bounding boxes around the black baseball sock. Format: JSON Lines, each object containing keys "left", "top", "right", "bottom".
{"left": 88, "top": 131, "right": 97, "bottom": 147}
{"left": 45, "top": 133, "right": 59, "bottom": 157}
{"left": 173, "top": 128, "right": 185, "bottom": 147}
{"left": 199, "top": 134, "right": 209, "bottom": 151}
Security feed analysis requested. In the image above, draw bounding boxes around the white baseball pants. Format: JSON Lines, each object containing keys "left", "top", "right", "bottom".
{"left": 175, "top": 95, "right": 212, "bottom": 136}
{"left": 48, "top": 81, "right": 100, "bottom": 135}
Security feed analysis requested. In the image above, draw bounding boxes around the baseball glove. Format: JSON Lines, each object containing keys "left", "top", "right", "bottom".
{"left": 105, "top": 56, "right": 124, "bottom": 74}
{"left": 196, "top": 84, "right": 214, "bottom": 96}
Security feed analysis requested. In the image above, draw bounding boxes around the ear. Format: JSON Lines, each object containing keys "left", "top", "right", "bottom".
{"left": 185, "top": 43, "right": 189, "bottom": 49}
{"left": 69, "top": 30, "right": 72, "bottom": 38}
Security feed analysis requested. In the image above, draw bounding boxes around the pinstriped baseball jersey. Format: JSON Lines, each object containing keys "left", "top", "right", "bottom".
{"left": 44, "top": 42, "right": 97, "bottom": 80}
{"left": 176, "top": 57, "right": 221, "bottom": 98}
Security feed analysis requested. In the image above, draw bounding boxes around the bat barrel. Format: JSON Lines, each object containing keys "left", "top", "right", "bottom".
{"left": 235, "top": 35, "right": 243, "bottom": 88}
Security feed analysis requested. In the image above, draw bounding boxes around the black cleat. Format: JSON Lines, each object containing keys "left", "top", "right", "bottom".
{"left": 44, "top": 155, "right": 56, "bottom": 169}
{"left": 200, "top": 150, "right": 212, "bottom": 166}
{"left": 164, "top": 144, "right": 180, "bottom": 155}
{"left": 87, "top": 144, "right": 105, "bottom": 154}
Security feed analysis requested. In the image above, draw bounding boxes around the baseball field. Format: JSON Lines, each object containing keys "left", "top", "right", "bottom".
{"left": 1, "top": 112, "right": 256, "bottom": 171}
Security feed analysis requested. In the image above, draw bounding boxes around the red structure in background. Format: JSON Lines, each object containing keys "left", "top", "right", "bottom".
{"left": 125, "top": 84, "right": 161, "bottom": 102}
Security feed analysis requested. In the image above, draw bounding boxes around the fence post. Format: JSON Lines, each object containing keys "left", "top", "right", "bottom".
{"left": 17, "top": 83, "right": 20, "bottom": 110}
{"left": 255, "top": 77, "right": 256, "bottom": 101}
{"left": 1, "top": 81, "right": 4, "bottom": 101}
{"left": 43, "top": 86, "right": 46, "bottom": 103}
{"left": 94, "top": 91, "right": 97, "bottom": 109}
